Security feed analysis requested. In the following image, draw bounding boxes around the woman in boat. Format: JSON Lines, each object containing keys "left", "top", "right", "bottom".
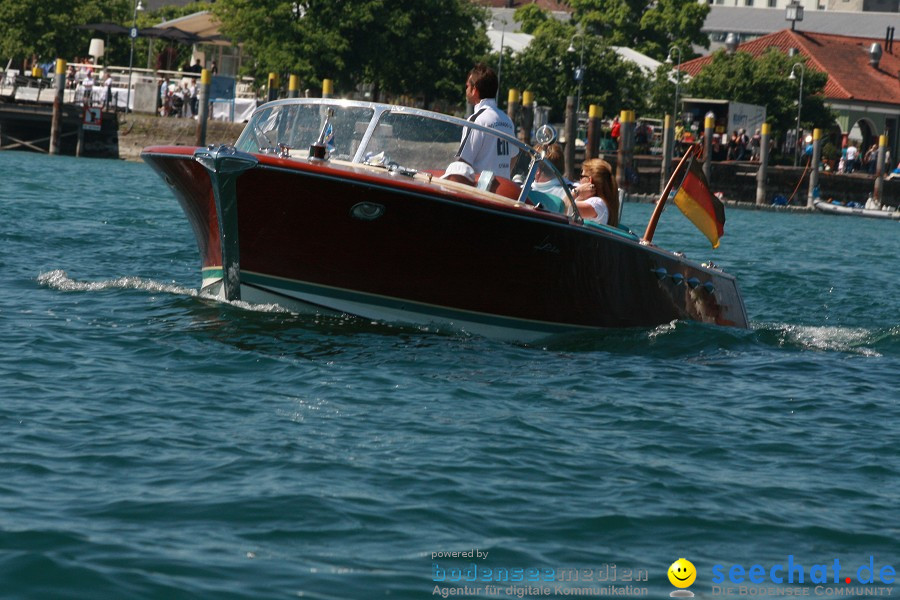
{"left": 574, "top": 158, "right": 619, "bottom": 226}
{"left": 529, "top": 142, "right": 572, "bottom": 213}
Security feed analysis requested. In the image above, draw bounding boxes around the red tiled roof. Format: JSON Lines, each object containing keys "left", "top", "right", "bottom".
{"left": 474, "top": 0, "right": 573, "bottom": 11}
{"left": 679, "top": 29, "right": 900, "bottom": 106}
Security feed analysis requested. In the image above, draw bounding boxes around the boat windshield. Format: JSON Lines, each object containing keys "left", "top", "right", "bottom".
{"left": 235, "top": 102, "right": 375, "bottom": 160}
{"left": 235, "top": 100, "right": 575, "bottom": 216}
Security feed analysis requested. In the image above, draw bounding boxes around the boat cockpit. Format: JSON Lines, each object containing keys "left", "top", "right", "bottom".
{"left": 233, "top": 98, "right": 580, "bottom": 220}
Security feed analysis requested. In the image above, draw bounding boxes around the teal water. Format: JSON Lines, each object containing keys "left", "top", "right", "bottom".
{"left": 1, "top": 150, "right": 898, "bottom": 600}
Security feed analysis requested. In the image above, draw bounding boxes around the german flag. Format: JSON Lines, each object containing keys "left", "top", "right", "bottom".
{"left": 673, "top": 157, "right": 726, "bottom": 248}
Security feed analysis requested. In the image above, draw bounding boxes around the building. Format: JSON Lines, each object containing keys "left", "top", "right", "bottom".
{"left": 699, "top": 0, "right": 898, "bottom": 12}
{"left": 704, "top": 6, "right": 900, "bottom": 51}
{"left": 679, "top": 28, "right": 900, "bottom": 159}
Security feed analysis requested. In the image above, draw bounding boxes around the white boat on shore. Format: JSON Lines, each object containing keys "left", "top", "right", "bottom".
{"left": 813, "top": 199, "right": 900, "bottom": 220}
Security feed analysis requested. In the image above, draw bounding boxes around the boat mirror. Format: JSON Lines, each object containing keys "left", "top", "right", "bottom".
{"left": 535, "top": 124, "right": 557, "bottom": 146}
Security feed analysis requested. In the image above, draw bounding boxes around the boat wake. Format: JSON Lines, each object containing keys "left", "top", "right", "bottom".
{"left": 32, "top": 271, "right": 900, "bottom": 356}
{"left": 541, "top": 318, "right": 898, "bottom": 358}
{"left": 755, "top": 322, "right": 898, "bottom": 356}
{"left": 36, "top": 269, "right": 291, "bottom": 314}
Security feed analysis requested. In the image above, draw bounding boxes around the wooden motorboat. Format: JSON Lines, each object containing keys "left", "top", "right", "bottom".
{"left": 142, "top": 99, "right": 749, "bottom": 342}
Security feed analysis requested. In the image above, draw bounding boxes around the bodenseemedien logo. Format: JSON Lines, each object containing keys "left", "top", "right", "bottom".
{"left": 668, "top": 558, "right": 697, "bottom": 597}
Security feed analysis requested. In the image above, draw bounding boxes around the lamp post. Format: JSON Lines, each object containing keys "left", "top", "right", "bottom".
{"left": 789, "top": 62, "right": 805, "bottom": 167}
{"left": 785, "top": 1, "right": 804, "bottom": 31}
{"left": 665, "top": 46, "right": 682, "bottom": 124}
{"left": 489, "top": 20, "right": 506, "bottom": 99}
{"left": 567, "top": 34, "right": 585, "bottom": 117}
{"left": 126, "top": 0, "right": 144, "bottom": 114}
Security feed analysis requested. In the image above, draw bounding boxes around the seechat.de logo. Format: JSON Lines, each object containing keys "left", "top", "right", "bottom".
{"left": 711, "top": 556, "right": 896, "bottom": 586}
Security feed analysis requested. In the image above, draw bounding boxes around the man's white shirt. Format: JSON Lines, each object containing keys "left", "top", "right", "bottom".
{"left": 456, "top": 98, "right": 517, "bottom": 177}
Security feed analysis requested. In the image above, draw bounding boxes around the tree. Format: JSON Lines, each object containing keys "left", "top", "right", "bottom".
{"left": 644, "top": 64, "right": 680, "bottom": 120}
{"left": 686, "top": 49, "right": 834, "bottom": 141}
{"left": 501, "top": 19, "right": 648, "bottom": 122}
{"left": 0, "top": 0, "right": 129, "bottom": 69}
{"left": 570, "top": 0, "right": 709, "bottom": 61}
{"left": 513, "top": 4, "right": 551, "bottom": 35}
{"left": 212, "top": 0, "right": 489, "bottom": 107}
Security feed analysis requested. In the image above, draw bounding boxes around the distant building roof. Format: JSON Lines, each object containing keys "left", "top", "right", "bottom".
{"left": 611, "top": 46, "right": 662, "bottom": 74}
{"left": 680, "top": 29, "right": 900, "bottom": 106}
{"left": 475, "top": 0, "right": 572, "bottom": 11}
{"left": 704, "top": 6, "right": 899, "bottom": 39}
{"left": 156, "top": 10, "right": 221, "bottom": 39}
{"left": 488, "top": 28, "right": 534, "bottom": 53}
{"left": 143, "top": 0, "right": 200, "bottom": 10}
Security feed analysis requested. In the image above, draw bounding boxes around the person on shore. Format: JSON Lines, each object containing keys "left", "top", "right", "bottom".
{"left": 82, "top": 69, "right": 95, "bottom": 106}
{"left": 634, "top": 119, "right": 650, "bottom": 154}
{"left": 750, "top": 128, "right": 762, "bottom": 162}
{"left": 863, "top": 143, "right": 878, "bottom": 174}
{"left": 453, "top": 63, "right": 516, "bottom": 177}
{"left": 159, "top": 77, "right": 170, "bottom": 117}
{"left": 210, "top": 60, "right": 218, "bottom": 75}
{"left": 574, "top": 158, "right": 619, "bottom": 226}
{"left": 845, "top": 142, "right": 858, "bottom": 173}
{"left": 102, "top": 71, "right": 113, "bottom": 110}
{"left": 189, "top": 79, "right": 198, "bottom": 117}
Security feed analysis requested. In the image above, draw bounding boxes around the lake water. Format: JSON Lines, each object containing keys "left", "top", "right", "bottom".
{"left": 1, "top": 150, "right": 897, "bottom": 600}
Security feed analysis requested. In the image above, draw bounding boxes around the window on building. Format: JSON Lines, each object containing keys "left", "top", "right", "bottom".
{"left": 768, "top": 0, "right": 777, "bottom": 6}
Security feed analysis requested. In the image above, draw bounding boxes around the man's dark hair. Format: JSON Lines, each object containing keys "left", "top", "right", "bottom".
{"left": 468, "top": 63, "right": 498, "bottom": 100}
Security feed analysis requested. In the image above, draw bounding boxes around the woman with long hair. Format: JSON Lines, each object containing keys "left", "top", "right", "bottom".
{"left": 573, "top": 158, "right": 619, "bottom": 226}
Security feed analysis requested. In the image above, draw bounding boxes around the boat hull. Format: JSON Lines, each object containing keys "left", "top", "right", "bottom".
{"left": 813, "top": 200, "right": 900, "bottom": 220}
{"left": 143, "top": 146, "right": 749, "bottom": 341}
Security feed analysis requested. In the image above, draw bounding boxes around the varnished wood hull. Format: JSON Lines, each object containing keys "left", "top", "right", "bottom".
{"left": 142, "top": 146, "right": 749, "bottom": 341}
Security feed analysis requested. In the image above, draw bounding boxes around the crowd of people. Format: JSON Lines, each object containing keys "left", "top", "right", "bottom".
{"left": 157, "top": 76, "right": 199, "bottom": 118}
{"left": 54, "top": 56, "right": 212, "bottom": 115}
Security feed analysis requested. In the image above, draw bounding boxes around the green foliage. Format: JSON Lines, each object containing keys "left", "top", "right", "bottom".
{"left": 0, "top": 0, "right": 130, "bottom": 66}
{"left": 686, "top": 49, "right": 835, "bottom": 139}
{"left": 212, "top": 0, "right": 489, "bottom": 107}
{"left": 644, "top": 64, "right": 680, "bottom": 120}
{"left": 513, "top": 4, "right": 551, "bottom": 35}
{"left": 570, "top": 0, "right": 708, "bottom": 61}
{"left": 500, "top": 20, "right": 647, "bottom": 122}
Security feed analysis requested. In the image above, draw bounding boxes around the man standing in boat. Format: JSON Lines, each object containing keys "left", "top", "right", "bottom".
{"left": 456, "top": 64, "right": 517, "bottom": 177}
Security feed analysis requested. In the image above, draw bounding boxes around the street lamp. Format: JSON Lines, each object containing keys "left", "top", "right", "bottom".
{"left": 665, "top": 46, "right": 682, "bottom": 124}
{"left": 789, "top": 62, "right": 805, "bottom": 167}
{"left": 125, "top": 0, "right": 144, "bottom": 114}
{"left": 785, "top": 1, "right": 804, "bottom": 31}
{"left": 489, "top": 20, "right": 506, "bottom": 99}
{"left": 567, "top": 34, "right": 585, "bottom": 117}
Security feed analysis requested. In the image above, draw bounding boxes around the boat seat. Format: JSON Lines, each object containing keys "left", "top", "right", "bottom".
{"left": 423, "top": 168, "right": 521, "bottom": 201}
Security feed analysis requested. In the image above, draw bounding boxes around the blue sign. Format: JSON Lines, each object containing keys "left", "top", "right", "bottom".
{"left": 210, "top": 76, "right": 236, "bottom": 101}
{"left": 130, "top": 27, "right": 138, "bottom": 39}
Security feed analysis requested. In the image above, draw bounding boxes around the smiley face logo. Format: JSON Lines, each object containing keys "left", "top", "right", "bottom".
{"left": 668, "top": 558, "right": 697, "bottom": 588}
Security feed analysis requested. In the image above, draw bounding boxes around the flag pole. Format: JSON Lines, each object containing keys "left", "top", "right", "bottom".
{"left": 642, "top": 144, "right": 698, "bottom": 244}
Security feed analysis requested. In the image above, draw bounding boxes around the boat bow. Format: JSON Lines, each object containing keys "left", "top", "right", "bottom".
{"left": 193, "top": 144, "right": 259, "bottom": 300}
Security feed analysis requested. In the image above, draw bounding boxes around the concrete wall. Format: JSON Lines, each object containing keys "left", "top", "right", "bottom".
{"left": 118, "top": 114, "right": 246, "bottom": 161}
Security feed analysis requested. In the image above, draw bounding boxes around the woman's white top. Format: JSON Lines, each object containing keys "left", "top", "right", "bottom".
{"left": 585, "top": 196, "right": 609, "bottom": 224}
